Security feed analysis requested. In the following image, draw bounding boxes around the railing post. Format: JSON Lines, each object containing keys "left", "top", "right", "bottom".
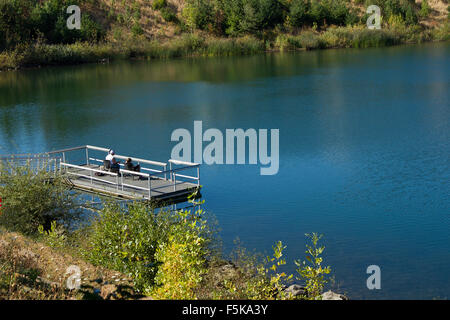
{"left": 197, "top": 166, "right": 200, "bottom": 187}
{"left": 164, "top": 164, "right": 167, "bottom": 181}
{"left": 169, "top": 162, "right": 172, "bottom": 181}
{"left": 148, "top": 175, "right": 152, "bottom": 199}
{"left": 86, "top": 147, "right": 89, "bottom": 166}
{"left": 173, "top": 173, "right": 176, "bottom": 191}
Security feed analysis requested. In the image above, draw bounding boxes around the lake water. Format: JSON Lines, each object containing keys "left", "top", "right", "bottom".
{"left": 0, "top": 42, "right": 449, "bottom": 299}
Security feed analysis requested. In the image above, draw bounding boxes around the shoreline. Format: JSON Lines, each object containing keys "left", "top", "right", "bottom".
{"left": 1, "top": 24, "right": 448, "bottom": 72}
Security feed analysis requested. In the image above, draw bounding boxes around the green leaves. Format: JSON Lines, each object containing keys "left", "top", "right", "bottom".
{"left": 151, "top": 206, "right": 208, "bottom": 299}
{"left": 295, "top": 232, "right": 331, "bottom": 299}
{"left": 0, "top": 0, "right": 104, "bottom": 51}
{"left": 0, "top": 161, "right": 82, "bottom": 235}
{"left": 85, "top": 201, "right": 164, "bottom": 291}
{"left": 85, "top": 190, "right": 212, "bottom": 297}
{"left": 38, "top": 220, "right": 66, "bottom": 249}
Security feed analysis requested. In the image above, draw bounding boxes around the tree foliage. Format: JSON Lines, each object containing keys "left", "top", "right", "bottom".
{"left": 0, "top": 0, "right": 104, "bottom": 51}
{"left": 0, "top": 161, "right": 81, "bottom": 235}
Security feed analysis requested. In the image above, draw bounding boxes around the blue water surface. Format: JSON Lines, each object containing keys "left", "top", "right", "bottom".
{"left": 0, "top": 42, "right": 449, "bottom": 299}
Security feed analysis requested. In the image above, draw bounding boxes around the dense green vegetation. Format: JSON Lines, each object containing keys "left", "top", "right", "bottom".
{"left": 0, "top": 163, "right": 335, "bottom": 299}
{"left": 186, "top": 0, "right": 361, "bottom": 34}
{"left": 0, "top": 160, "right": 82, "bottom": 235}
{"left": 0, "top": 0, "right": 103, "bottom": 51}
{"left": 181, "top": 0, "right": 423, "bottom": 34}
{"left": 0, "top": 0, "right": 448, "bottom": 70}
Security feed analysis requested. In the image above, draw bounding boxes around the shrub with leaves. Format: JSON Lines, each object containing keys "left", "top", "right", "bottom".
{"left": 0, "top": 0, "right": 104, "bottom": 50}
{"left": 85, "top": 201, "right": 174, "bottom": 292}
{"left": 0, "top": 0, "right": 34, "bottom": 50}
{"left": 288, "top": 0, "right": 310, "bottom": 28}
{"left": 150, "top": 197, "right": 210, "bottom": 299}
{"left": 243, "top": 241, "right": 293, "bottom": 299}
{"left": 220, "top": 0, "right": 284, "bottom": 35}
{"left": 0, "top": 161, "right": 81, "bottom": 235}
{"left": 209, "top": 240, "right": 294, "bottom": 300}
{"left": 38, "top": 221, "right": 66, "bottom": 249}
{"left": 368, "top": 0, "right": 418, "bottom": 25}
{"left": 182, "top": 0, "right": 215, "bottom": 30}
{"left": 295, "top": 233, "right": 331, "bottom": 299}
{"left": 160, "top": 7, "right": 178, "bottom": 23}
{"left": 419, "top": 0, "right": 430, "bottom": 18}
{"left": 152, "top": 0, "right": 167, "bottom": 10}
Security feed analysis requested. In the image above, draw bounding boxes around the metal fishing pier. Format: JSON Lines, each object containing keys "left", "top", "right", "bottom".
{"left": 1, "top": 145, "right": 201, "bottom": 205}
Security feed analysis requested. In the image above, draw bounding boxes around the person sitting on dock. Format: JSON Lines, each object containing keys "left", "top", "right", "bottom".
{"left": 105, "top": 149, "right": 120, "bottom": 173}
{"left": 125, "top": 158, "right": 140, "bottom": 172}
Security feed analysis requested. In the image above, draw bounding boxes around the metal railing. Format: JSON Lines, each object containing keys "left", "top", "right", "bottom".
{"left": 46, "top": 145, "right": 200, "bottom": 200}
{"left": 168, "top": 159, "right": 201, "bottom": 191}
{"left": 0, "top": 154, "right": 61, "bottom": 175}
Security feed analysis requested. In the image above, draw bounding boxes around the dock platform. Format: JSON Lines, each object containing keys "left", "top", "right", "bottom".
{"left": 1, "top": 145, "right": 201, "bottom": 205}
{"left": 64, "top": 164, "right": 199, "bottom": 202}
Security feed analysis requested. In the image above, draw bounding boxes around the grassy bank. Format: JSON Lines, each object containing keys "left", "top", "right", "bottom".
{"left": 1, "top": 22, "right": 448, "bottom": 71}
{"left": 0, "top": 0, "right": 448, "bottom": 71}
{"left": 0, "top": 35, "right": 265, "bottom": 70}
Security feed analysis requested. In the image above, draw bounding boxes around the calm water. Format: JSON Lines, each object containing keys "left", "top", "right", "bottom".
{"left": 0, "top": 42, "right": 449, "bottom": 299}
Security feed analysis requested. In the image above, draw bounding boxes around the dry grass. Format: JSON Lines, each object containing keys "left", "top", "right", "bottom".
{"left": 0, "top": 228, "right": 137, "bottom": 300}
{"left": 95, "top": 0, "right": 184, "bottom": 41}
{"left": 417, "top": 0, "right": 449, "bottom": 27}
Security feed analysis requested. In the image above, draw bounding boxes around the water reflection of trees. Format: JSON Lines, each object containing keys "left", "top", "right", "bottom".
{"left": 0, "top": 46, "right": 415, "bottom": 153}
{"left": 0, "top": 51, "right": 329, "bottom": 147}
{"left": 0, "top": 49, "right": 353, "bottom": 106}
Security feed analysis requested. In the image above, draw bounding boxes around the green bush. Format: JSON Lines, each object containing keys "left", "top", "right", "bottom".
{"left": 368, "top": 0, "right": 418, "bottom": 25}
{"left": 150, "top": 204, "right": 209, "bottom": 299}
{"left": 284, "top": 0, "right": 358, "bottom": 29}
{"left": 239, "top": 241, "right": 293, "bottom": 300}
{"left": 160, "top": 6, "right": 178, "bottom": 23}
{"left": 0, "top": 161, "right": 81, "bottom": 235}
{"left": 311, "top": 0, "right": 357, "bottom": 27}
{"left": 79, "top": 14, "right": 105, "bottom": 42}
{"left": 241, "top": 0, "right": 283, "bottom": 33}
{"left": 131, "top": 22, "right": 144, "bottom": 36}
{"left": 221, "top": 0, "right": 283, "bottom": 35}
{"left": 202, "top": 234, "right": 332, "bottom": 300}
{"left": 85, "top": 201, "right": 173, "bottom": 292}
{"left": 0, "top": 0, "right": 104, "bottom": 50}
{"left": 182, "top": 0, "right": 214, "bottom": 30}
{"left": 152, "top": 0, "right": 167, "bottom": 10}
{"left": 432, "top": 21, "right": 449, "bottom": 41}
{"left": 288, "top": 0, "right": 310, "bottom": 27}
{"left": 0, "top": 0, "right": 34, "bottom": 50}
{"left": 295, "top": 233, "right": 331, "bottom": 299}
{"left": 31, "top": 0, "right": 104, "bottom": 44}
{"left": 38, "top": 221, "right": 66, "bottom": 249}
{"left": 419, "top": 0, "right": 430, "bottom": 18}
